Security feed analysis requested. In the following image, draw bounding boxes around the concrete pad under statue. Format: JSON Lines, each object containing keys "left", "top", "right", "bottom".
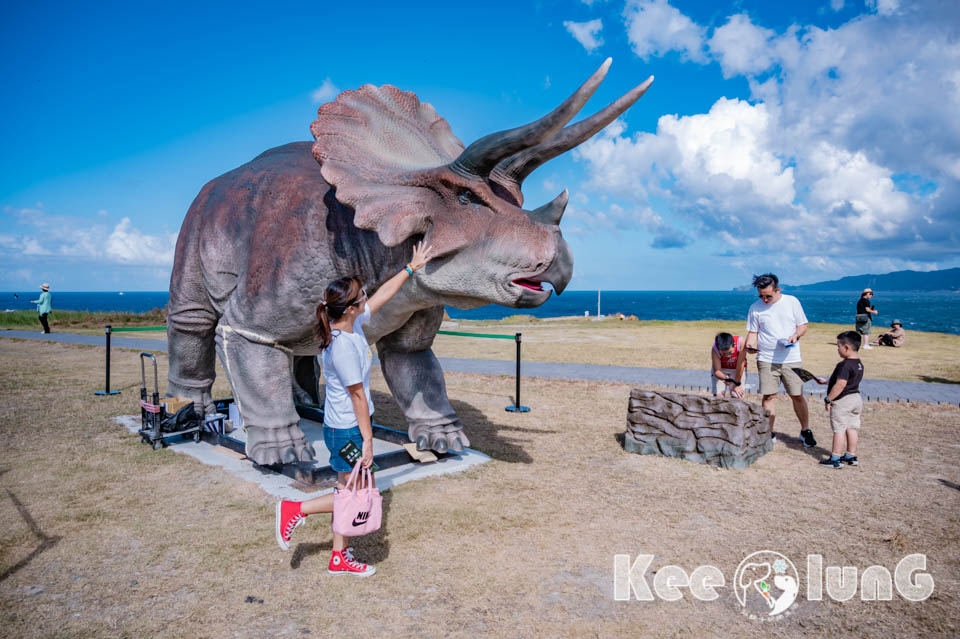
{"left": 623, "top": 389, "right": 773, "bottom": 469}
{"left": 115, "top": 415, "right": 491, "bottom": 501}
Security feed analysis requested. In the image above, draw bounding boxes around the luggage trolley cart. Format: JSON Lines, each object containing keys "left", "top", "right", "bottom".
{"left": 138, "top": 352, "right": 202, "bottom": 449}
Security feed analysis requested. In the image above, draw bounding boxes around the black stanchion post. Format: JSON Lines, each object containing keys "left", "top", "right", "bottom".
{"left": 505, "top": 332, "right": 530, "bottom": 413}
{"left": 95, "top": 324, "right": 121, "bottom": 396}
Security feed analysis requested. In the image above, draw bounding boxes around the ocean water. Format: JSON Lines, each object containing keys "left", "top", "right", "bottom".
{"left": 3, "top": 290, "right": 959, "bottom": 335}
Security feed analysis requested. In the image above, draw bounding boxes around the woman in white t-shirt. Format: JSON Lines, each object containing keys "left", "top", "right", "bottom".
{"left": 274, "top": 241, "right": 433, "bottom": 577}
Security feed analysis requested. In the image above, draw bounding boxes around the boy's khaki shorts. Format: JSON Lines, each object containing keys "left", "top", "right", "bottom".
{"left": 830, "top": 393, "right": 862, "bottom": 433}
{"left": 757, "top": 361, "right": 804, "bottom": 396}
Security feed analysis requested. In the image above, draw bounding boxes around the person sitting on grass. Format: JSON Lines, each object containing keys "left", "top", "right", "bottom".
{"left": 710, "top": 332, "right": 747, "bottom": 398}
{"left": 813, "top": 330, "right": 864, "bottom": 469}
{"left": 873, "top": 319, "right": 905, "bottom": 348}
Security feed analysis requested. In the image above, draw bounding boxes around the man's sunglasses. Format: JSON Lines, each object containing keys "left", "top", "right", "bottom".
{"left": 758, "top": 294, "right": 775, "bottom": 300}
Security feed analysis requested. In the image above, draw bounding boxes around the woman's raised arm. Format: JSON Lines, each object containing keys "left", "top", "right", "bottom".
{"left": 366, "top": 240, "right": 433, "bottom": 316}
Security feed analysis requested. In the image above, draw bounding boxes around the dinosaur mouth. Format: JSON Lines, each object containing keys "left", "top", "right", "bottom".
{"left": 512, "top": 278, "right": 544, "bottom": 292}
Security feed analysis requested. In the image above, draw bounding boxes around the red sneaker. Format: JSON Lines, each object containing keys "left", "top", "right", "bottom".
{"left": 275, "top": 500, "right": 304, "bottom": 551}
{"left": 328, "top": 548, "right": 376, "bottom": 577}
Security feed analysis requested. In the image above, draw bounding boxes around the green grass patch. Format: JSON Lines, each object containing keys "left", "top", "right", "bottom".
{"left": 0, "top": 308, "right": 167, "bottom": 330}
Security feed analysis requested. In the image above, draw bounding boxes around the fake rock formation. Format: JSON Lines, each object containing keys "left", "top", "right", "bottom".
{"left": 624, "top": 389, "right": 773, "bottom": 469}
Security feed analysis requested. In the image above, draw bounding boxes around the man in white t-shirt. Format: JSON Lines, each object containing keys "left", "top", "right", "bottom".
{"left": 745, "top": 273, "right": 817, "bottom": 448}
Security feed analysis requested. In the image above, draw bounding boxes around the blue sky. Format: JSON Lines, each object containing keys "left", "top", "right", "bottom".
{"left": 2, "top": 0, "right": 958, "bottom": 291}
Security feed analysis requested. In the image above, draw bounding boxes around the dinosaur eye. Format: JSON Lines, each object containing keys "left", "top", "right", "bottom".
{"left": 458, "top": 189, "right": 477, "bottom": 206}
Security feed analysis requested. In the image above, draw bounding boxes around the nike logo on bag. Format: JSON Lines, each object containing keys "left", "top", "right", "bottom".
{"left": 352, "top": 511, "right": 370, "bottom": 526}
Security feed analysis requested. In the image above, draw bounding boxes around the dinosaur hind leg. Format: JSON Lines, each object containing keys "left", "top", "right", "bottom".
{"left": 166, "top": 309, "right": 217, "bottom": 415}
{"left": 214, "top": 327, "right": 315, "bottom": 466}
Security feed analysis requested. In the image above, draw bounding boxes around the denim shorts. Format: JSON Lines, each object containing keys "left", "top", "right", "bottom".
{"left": 323, "top": 425, "right": 363, "bottom": 473}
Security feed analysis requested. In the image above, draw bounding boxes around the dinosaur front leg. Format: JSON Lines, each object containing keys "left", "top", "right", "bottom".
{"left": 214, "top": 326, "right": 315, "bottom": 465}
{"left": 378, "top": 347, "right": 469, "bottom": 454}
{"left": 376, "top": 306, "right": 468, "bottom": 454}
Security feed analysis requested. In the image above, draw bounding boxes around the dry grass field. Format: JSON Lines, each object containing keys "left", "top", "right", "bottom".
{"left": 1, "top": 338, "right": 958, "bottom": 638}
{"left": 433, "top": 317, "right": 960, "bottom": 385}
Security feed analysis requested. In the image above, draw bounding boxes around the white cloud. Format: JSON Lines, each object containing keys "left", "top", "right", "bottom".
{"left": 563, "top": 19, "right": 604, "bottom": 53}
{"left": 22, "top": 238, "right": 50, "bottom": 255}
{"left": 866, "top": 0, "right": 900, "bottom": 15}
{"left": 830, "top": 0, "right": 845, "bottom": 11}
{"left": 563, "top": 202, "right": 691, "bottom": 248}
{"left": 623, "top": 0, "right": 707, "bottom": 63}
{"left": 587, "top": 0, "right": 960, "bottom": 270}
{"left": 804, "top": 142, "right": 911, "bottom": 240}
{"left": 801, "top": 255, "right": 835, "bottom": 270}
{"left": 708, "top": 14, "right": 777, "bottom": 78}
{"left": 311, "top": 77, "right": 340, "bottom": 103}
{"left": 105, "top": 217, "right": 178, "bottom": 266}
{"left": 0, "top": 207, "right": 179, "bottom": 268}
{"left": 657, "top": 98, "right": 795, "bottom": 207}
{"left": 575, "top": 99, "right": 797, "bottom": 231}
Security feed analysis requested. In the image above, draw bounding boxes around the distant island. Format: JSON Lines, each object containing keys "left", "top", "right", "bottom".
{"left": 733, "top": 268, "right": 960, "bottom": 292}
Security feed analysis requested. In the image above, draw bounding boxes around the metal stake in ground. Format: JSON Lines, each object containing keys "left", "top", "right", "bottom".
{"left": 94, "top": 325, "right": 120, "bottom": 396}
{"left": 505, "top": 332, "right": 530, "bottom": 413}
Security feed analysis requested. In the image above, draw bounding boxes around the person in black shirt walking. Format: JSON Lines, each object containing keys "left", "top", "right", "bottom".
{"left": 813, "top": 331, "right": 864, "bottom": 468}
{"left": 855, "top": 288, "right": 878, "bottom": 350}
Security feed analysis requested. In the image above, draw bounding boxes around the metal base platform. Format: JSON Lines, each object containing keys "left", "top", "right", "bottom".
{"left": 200, "top": 401, "right": 436, "bottom": 489}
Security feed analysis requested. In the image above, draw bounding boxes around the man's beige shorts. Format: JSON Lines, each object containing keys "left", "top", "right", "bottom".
{"left": 830, "top": 393, "right": 862, "bottom": 433}
{"left": 757, "top": 361, "right": 804, "bottom": 396}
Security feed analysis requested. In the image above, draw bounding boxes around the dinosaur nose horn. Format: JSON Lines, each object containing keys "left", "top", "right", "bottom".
{"left": 539, "top": 236, "right": 573, "bottom": 295}
{"left": 530, "top": 189, "right": 568, "bottom": 226}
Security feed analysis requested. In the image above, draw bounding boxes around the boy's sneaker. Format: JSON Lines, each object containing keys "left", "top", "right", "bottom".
{"left": 800, "top": 429, "right": 817, "bottom": 448}
{"left": 275, "top": 500, "right": 305, "bottom": 551}
{"left": 328, "top": 547, "right": 376, "bottom": 577}
{"left": 841, "top": 455, "right": 858, "bottom": 466}
{"left": 819, "top": 457, "right": 843, "bottom": 469}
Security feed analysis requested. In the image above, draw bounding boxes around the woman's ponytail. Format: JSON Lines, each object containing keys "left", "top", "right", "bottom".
{"left": 315, "top": 300, "right": 333, "bottom": 350}
{"left": 315, "top": 276, "right": 365, "bottom": 350}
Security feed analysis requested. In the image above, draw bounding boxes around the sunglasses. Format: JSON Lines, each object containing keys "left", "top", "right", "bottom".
{"left": 351, "top": 289, "right": 368, "bottom": 306}
{"left": 758, "top": 294, "right": 775, "bottom": 300}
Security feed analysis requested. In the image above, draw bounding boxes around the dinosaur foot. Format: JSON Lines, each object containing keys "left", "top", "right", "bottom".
{"left": 245, "top": 424, "right": 316, "bottom": 466}
{"left": 409, "top": 422, "right": 470, "bottom": 455}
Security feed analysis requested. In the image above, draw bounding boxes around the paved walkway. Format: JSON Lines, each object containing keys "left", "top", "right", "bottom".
{"left": 4, "top": 330, "right": 959, "bottom": 405}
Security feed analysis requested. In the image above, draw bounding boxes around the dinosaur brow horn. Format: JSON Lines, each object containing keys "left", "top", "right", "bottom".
{"left": 450, "top": 58, "right": 612, "bottom": 178}
{"left": 491, "top": 76, "right": 654, "bottom": 191}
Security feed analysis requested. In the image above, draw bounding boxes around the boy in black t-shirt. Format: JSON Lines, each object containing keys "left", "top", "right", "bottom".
{"left": 813, "top": 331, "right": 864, "bottom": 468}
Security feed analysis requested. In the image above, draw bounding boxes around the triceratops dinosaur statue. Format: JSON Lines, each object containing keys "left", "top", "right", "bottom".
{"left": 166, "top": 59, "right": 653, "bottom": 465}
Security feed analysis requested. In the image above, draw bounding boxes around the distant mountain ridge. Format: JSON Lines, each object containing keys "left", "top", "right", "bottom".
{"left": 786, "top": 268, "right": 960, "bottom": 292}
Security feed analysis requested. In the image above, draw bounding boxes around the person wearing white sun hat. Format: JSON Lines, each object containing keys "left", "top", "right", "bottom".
{"left": 31, "top": 283, "right": 52, "bottom": 334}
{"left": 855, "top": 288, "right": 878, "bottom": 349}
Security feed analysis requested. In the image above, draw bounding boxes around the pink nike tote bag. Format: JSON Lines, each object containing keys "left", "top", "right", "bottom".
{"left": 333, "top": 461, "right": 382, "bottom": 537}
